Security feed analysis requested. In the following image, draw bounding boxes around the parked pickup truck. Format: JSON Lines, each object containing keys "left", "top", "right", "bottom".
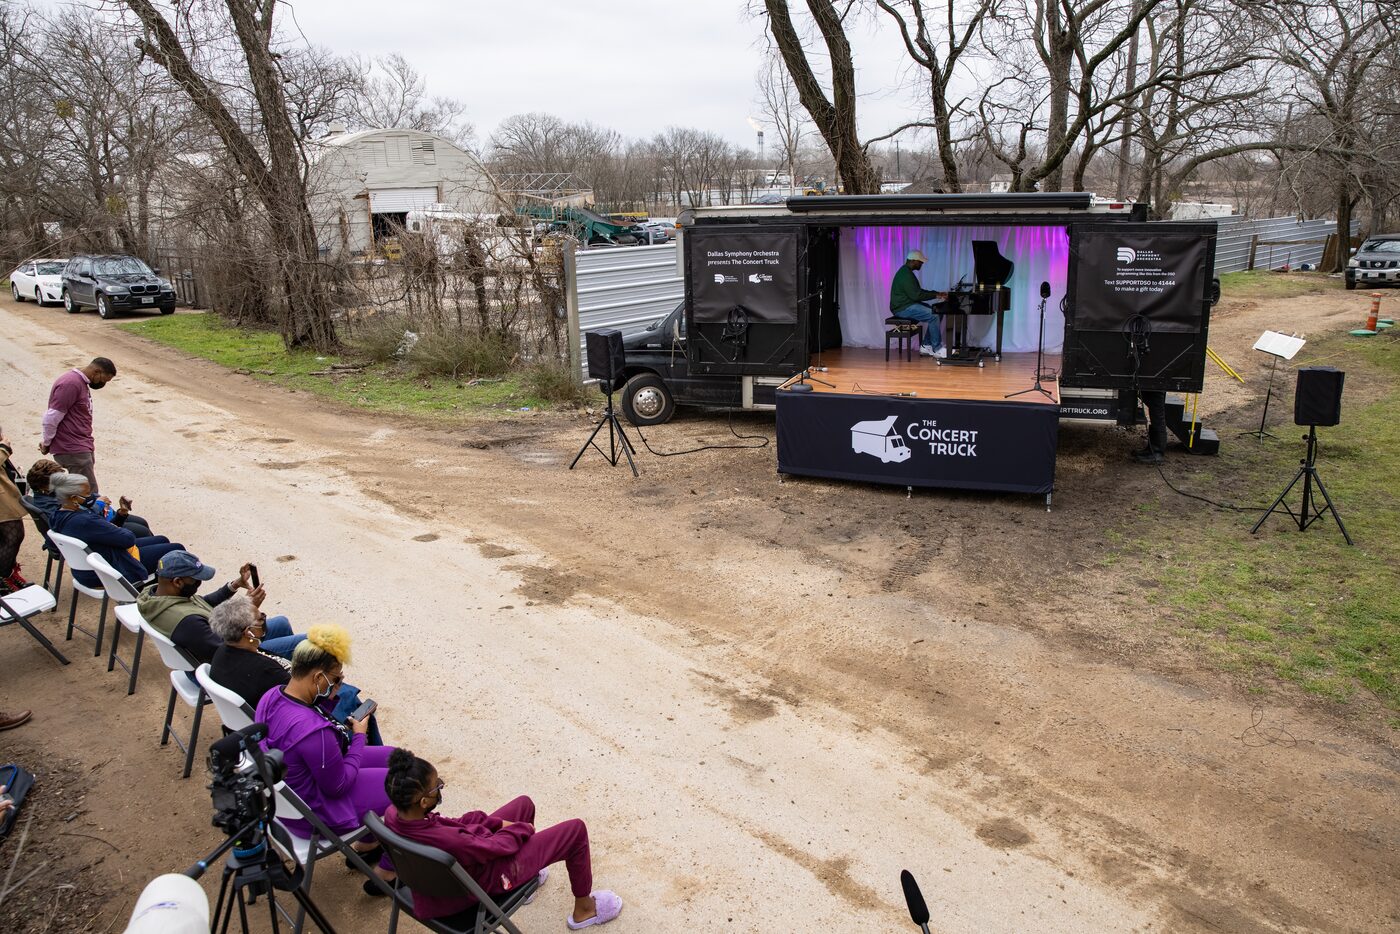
{"left": 618, "top": 301, "right": 788, "bottom": 425}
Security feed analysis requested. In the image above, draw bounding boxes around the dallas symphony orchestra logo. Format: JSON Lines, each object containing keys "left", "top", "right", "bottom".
{"left": 1116, "top": 245, "right": 1162, "bottom": 265}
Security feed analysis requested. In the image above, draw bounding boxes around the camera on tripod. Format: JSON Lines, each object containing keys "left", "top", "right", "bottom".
{"left": 207, "top": 722, "right": 284, "bottom": 839}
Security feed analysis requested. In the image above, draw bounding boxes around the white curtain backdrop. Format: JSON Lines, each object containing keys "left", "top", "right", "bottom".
{"left": 836, "top": 225, "right": 1070, "bottom": 353}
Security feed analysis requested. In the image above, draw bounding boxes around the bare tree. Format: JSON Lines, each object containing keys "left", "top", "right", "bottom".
{"left": 349, "top": 53, "right": 474, "bottom": 147}
{"left": 1263, "top": 0, "right": 1397, "bottom": 268}
{"left": 760, "top": 0, "right": 882, "bottom": 193}
{"left": 755, "top": 52, "right": 812, "bottom": 193}
{"left": 872, "top": 0, "right": 990, "bottom": 191}
{"left": 123, "top": 0, "right": 337, "bottom": 349}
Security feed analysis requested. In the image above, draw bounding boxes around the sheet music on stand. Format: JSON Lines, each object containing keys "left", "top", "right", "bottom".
{"left": 1253, "top": 330, "right": 1306, "bottom": 360}
{"left": 1246, "top": 330, "right": 1305, "bottom": 439}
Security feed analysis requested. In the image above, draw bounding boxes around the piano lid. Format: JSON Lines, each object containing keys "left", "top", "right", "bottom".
{"left": 972, "top": 240, "right": 1014, "bottom": 287}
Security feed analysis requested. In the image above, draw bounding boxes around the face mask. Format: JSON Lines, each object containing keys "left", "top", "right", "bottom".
{"left": 315, "top": 672, "right": 339, "bottom": 702}
{"left": 177, "top": 580, "right": 200, "bottom": 598}
{"left": 90, "top": 380, "right": 107, "bottom": 390}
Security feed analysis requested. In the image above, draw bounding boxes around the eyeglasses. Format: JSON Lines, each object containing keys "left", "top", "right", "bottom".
{"left": 429, "top": 780, "right": 445, "bottom": 795}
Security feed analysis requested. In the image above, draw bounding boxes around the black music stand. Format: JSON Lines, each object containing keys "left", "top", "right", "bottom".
{"left": 1243, "top": 331, "right": 1305, "bottom": 441}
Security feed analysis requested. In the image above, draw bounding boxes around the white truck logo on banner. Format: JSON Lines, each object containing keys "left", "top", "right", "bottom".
{"left": 850, "top": 416, "right": 912, "bottom": 463}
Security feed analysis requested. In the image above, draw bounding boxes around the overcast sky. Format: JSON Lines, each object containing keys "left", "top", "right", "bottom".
{"left": 276, "top": 0, "right": 923, "bottom": 149}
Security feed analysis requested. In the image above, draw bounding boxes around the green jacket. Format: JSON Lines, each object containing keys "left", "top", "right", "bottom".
{"left": 136, "top": 583, "right": 236, "bottom": 638}
{"left": 889, "top": 263, "right": 940, "bottom": 312}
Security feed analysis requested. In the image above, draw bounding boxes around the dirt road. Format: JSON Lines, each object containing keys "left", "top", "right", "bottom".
{"left": 0, "top": 285, "right": 1395, "bottom": 933}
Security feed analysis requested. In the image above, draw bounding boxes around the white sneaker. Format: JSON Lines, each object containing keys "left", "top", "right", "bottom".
{"left": 919, "top": 345, "right": 936, "bottom": 357}
{"left": 933, "top": 347, "right": 948, "bottom": 359}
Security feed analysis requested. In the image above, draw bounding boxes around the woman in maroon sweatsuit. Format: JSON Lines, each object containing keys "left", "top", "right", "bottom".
{"left": 382, "top": 749, "right": 622, "bottom": 929}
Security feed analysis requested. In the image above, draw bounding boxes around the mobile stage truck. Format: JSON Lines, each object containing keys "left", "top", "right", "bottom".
{"left": 639, "top": 192, "right": 1219, "bottom": 503}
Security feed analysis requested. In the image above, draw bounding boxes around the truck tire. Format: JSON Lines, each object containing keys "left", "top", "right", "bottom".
{"left": 621, "top": 373, "right": 675, "bottom": 426}
{"left": 1345, "top": 279, "right": 1356, "bottom": 290}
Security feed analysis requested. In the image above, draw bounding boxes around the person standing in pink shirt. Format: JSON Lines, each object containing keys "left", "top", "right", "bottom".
{"left": 39, "top": 357, "right": 116, "bottom": 494}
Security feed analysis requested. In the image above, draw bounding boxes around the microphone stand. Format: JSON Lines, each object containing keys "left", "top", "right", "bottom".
{"left": 1005, "top": 287, "right": 1055, "bottom": 402}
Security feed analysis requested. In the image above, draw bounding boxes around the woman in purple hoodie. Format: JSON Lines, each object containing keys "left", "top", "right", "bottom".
{"left": 254, "top": 624, "right": 396, "bottom": 892}
{"left": 383, "top": 749, "right": 622, "bottom": 929}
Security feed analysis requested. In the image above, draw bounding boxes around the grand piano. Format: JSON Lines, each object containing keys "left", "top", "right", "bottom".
{"left": 942, "top": 240, "right": 1013, "bottom": 365}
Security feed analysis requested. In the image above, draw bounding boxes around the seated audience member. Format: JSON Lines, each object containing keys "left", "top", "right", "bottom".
{"left": 383, "top": 749, "right": 622, "bottom": 929}
{"left": 26, "top": 460, "right": 154, "bottom": 537}
{"left": 1, "top": 431, "right": 27, "bottom": 592}
{"left": 255, "top": 625, "right": 395, "bottom": 893}
{"left": 47, "top": 473, "right": 182, "bottom": 588}
{"left": 208, "top": 595, "right": 380, "bottom": 743}
{"left": 137, "top": 550, "right": 302, "bottom": 665}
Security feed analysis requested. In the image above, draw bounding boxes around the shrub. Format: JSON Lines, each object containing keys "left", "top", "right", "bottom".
{"left": 347, "top": 315, "right": 414, "bottom": 364}
{"left": 524, "top": 362, "right": 586, "bottom": 404}
{"left": 409, "top": 330, "right": 518, "bottom": 380}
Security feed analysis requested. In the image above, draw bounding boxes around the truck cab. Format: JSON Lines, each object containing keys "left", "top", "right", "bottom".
{"left": 618, "top": 302, "right": 783, "bottom": 424}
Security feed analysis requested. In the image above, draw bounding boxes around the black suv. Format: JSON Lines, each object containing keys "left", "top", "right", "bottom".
{"left": 62, "top": 254, "right": 177, "bottom": 318}
{"left": 1346, "top": 234, "right": 1400, "bottom": 290}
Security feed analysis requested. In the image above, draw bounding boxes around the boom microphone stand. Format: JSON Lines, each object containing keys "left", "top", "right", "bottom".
{"left": 1006, "top": 280, "right": 1055, "bottom": 402}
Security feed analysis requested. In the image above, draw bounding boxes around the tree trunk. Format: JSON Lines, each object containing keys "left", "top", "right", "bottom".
{"left": 1041, "top": 5, "right": 1072, "bottom": 192}
{"left": 763, "top": 0, "right": 881, "bottom": 194}
{"left": 123, "top": 0, "right": 337, "bottom": 350}
{"left": 1114, "top": 9, "right": 1141, "bottom": 200}
{"left": 1332, "top": 182, "right": 1353, "bottom": 274}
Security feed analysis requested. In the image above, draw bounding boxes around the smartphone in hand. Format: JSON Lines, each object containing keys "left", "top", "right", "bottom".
{"left": 350, "top": 698, "right": 376, "bottom": 722}
{"left": 248, "top": 564, "right": 260, "bottom": 589}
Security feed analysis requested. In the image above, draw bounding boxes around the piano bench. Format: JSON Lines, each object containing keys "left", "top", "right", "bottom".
{"left": 885, "top": 316, "right": 922, "bottom": 362}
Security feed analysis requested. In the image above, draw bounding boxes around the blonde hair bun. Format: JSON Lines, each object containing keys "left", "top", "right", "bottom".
{"left": 305, "top": 624, "right": 352, "bottom": 664}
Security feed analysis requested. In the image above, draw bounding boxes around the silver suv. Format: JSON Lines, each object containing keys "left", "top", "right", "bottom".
{"left": 1346, "top": 234, "right": 1400, "bottom": 290}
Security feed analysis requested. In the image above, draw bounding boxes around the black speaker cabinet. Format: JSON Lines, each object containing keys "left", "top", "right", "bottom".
{"left": 1294, "top": 366, "right": 1344, "bottom": 426}
{"left": 585, "top": 329, "right": 626, "bottom": 389}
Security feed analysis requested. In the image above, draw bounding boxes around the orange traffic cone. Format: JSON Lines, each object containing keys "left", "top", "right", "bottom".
{"left": 1366, "top": 293, "right": 1381, "bottom": 331}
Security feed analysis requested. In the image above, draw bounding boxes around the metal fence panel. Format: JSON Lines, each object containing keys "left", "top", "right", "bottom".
{"left": 567, "top": 242, "right": 683, "bottom": 377}
{"left": 1214, "top": 215, "right": 1355, "bottom": 273}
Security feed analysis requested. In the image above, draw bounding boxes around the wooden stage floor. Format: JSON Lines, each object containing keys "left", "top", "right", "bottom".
{"left": 795, "top": 348, "right": 1061, "bottom": 405}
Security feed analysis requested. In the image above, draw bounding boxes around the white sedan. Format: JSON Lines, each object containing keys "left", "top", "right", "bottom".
{"left": 9, "top": 259, "right": 68, "bottom": 306}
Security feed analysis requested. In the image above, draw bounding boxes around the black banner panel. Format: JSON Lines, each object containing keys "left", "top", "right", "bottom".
{"left": 1062, "top": 222, "right": 1215, "bottom": 392}
{"left": 776, "top": 392, "right": 1058, "bottom": 495}
{"left": 686, "top": 225, "right": 807, "bottom": 376}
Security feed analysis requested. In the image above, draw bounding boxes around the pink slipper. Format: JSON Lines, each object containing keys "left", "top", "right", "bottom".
{"left": 523, "top": 867, "right": 549, "bottom": 905}
{"left": 566, "top": 890, "right": 622, "bottom": 929}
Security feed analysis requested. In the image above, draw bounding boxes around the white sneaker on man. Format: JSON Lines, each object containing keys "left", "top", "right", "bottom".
{"left": 919, "top": 345, "right": 937, "bottom": 357}
{"left": 933, "top": 347, "right": 948, "bottom": 359}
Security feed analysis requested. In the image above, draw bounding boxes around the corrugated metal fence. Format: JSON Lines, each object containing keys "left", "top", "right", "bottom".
{"left": 1214, "top": 215, "right": 1355, "bottom": 273}
{"left": 565, "top": 241, "right": 683, "bottom": 377}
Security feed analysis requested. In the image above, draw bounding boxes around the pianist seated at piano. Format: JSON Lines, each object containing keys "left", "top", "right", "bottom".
{"left": 889, "top": 249, "right": 950, "bottom": 359}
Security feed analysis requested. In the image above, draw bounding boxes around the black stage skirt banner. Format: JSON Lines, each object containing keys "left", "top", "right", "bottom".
{"left": 776, "top": 391, "right": 1059, "bottom": 495}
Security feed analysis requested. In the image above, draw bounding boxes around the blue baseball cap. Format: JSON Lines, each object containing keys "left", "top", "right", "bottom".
{"left": 156, "top": 550, "right": 217, "bottom": 581}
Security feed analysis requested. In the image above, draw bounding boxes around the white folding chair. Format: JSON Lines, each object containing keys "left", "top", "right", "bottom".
{"left": 45, "top": 530, "right": 110, "bottom": 657}
{"left": 194, "top": 664, "right": 255, "bottom": 732}
{"left": 86, "top": 553, "right": 145, "bottom": 695}
{"left": 139, "top": 618, "right": 207, "bottom": 778}
{"left": 19, "top": 495, "right": 64, "bottom": 604}
{"left": 0, "top": 586, "right": 68, "bottom": 665}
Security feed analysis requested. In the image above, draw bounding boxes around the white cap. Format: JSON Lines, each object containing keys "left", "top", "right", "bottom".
{"left": 124, "top": 874, "right": 209, "bottom": 934}
{"left": 906, "top": 250, "right": 927, "bottom": 262}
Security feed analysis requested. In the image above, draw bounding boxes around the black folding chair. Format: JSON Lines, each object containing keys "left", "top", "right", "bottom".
{"left": 18, "top": 496, "right": 63, "bottom": 604}
{"left": 362, "top": 811, "right": 539, "bottom": 934}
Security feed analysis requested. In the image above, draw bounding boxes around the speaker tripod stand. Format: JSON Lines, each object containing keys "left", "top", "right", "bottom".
{"left": 569, "top": 383, "right": 639, "bottom": 477}
{"left": 1250, "top": 425, "right": 1352, "bottom": 544}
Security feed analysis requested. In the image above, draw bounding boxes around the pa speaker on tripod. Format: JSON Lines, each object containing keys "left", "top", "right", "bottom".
{"left": 1251, "top": 366, "right": 1351, "bottom": 544}
{"left": 570, "top": 329, "right": 639, "bottom": 477}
